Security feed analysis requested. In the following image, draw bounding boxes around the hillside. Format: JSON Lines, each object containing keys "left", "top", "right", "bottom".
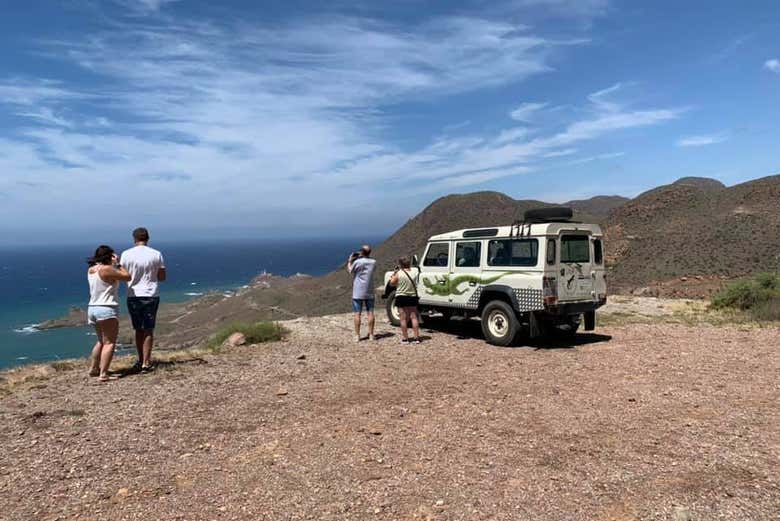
{"left": 605, "top": 175, "right": 780, "bottom": 293}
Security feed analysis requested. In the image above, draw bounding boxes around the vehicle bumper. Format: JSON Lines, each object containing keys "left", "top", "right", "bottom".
{"left": 544, "top": 298, "right": 606, "bottom": 315}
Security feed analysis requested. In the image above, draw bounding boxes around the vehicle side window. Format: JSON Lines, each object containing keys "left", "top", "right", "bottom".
{"left": 561, "top": 235, "right": 590, "bottom": 263}
{"left": 423, "top": 242, "right": 450, "bottom": 267}
{"left": 593, "top": 239, "right": 603, "bottom": 265}
{"left": 487, "top": 239, "right": 538, "bottom": 266}
{"left": 546, "top": 239, "right": 556, "bottom": 265}
{"left": 455, "top": 241, "right": 481, "bottom": 268}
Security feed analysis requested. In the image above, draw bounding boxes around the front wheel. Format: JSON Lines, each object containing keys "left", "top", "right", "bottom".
{"left": 481, "top": 300, "right": 520, "bottom": 346}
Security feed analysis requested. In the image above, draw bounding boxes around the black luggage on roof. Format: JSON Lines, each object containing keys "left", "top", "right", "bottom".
{"left": 523, "top": 207, "right": 573, "bottom": 223}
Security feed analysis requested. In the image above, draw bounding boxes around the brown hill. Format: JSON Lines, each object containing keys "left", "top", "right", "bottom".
{"left": 605, "top": 175, "right": 780, "bottom": 294}
{"left": 564, "top": 195, "right": 630, "bottom": 218}
{"left": 671, "top": 176, "right": 726, "bottom": 190}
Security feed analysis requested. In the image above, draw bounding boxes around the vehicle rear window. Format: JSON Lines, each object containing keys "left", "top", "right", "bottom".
{"left": 423, "top": 242, "right": 450, "bottom": 267}
{"left": 561, "top": 235, "right": 590, "bottom": 263}
{"left": 593, "top": 239, "right": 603, "bottom": 265}
{"left": 487, "top": 239, "right": 538, "bottom": 267}
{"left": 455, "top": 241, "right": 481, "bottom": 268}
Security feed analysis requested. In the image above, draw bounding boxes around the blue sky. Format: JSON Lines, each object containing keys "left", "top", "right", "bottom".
{"left": 1, "top": 0, "right": 779, "bottom": 244}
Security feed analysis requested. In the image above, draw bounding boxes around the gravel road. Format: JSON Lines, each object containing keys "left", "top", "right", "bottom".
{"left": 1, "top": 315, "right": 778, "bottom": 520}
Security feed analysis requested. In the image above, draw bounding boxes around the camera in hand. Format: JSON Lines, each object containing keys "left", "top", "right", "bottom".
{"left": 350, "top": 251, "right": 362, "bottom": 259}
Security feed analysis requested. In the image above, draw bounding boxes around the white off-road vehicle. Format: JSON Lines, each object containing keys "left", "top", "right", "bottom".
{"left": 382, "top": 208, "right": 607, "bottom": 346}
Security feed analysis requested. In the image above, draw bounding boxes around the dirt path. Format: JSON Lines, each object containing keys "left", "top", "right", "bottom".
{"left": 1, "top": 315, "right": 778, "bottom": 520}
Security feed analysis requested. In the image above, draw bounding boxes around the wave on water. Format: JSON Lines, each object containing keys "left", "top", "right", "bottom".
{"left": 190, "top": 282, "right": 198, "bottom": 286}
{"left": 13, "top": 325, "right": 40, "bottom": 334}
{"left": 185, "top": 292, "right": 204, "bottom": 296}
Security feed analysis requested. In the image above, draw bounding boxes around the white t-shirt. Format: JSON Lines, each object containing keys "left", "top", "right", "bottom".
{"left": 120, "top": 245, "right": 165, "bottom": 298}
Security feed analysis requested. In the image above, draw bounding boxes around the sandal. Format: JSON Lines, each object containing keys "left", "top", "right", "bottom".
{"left": 88, "top": 369, "right": 100, "bottom": 377}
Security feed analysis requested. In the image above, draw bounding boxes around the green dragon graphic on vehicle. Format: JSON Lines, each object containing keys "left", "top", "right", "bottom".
{"left": 421, "top": 272, "right": 511, "bottom": 296}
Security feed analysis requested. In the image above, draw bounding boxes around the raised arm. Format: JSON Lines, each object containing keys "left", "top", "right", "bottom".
{"left": 101, "top": 265, "right": 131, "bottom": 282}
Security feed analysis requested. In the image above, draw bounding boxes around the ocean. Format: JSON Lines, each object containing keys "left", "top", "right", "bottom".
{"left": 0, "top": 238, "right": 374, "bottom": 370}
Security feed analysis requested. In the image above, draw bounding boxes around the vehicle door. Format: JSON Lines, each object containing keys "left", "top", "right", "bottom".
{"left": 558, "top": 233, "right": 594, "bottom": 302}
{"left": 591, "top": 236, "right": 607, "bottom": 299}
{"left": 449, "top": 240, "right": 483, "bottom": 309}
{"left": 418, "top": 241, "right": 452, "bottom": 308}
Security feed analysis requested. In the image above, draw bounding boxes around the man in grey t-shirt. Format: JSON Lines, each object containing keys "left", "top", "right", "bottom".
{"left": 347, "top": 245, "right": 376, "bottom": 342}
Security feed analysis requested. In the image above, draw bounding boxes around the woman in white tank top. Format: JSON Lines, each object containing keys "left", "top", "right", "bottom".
{"left": 87, "top": 245, "right": 131, "bottom": 382}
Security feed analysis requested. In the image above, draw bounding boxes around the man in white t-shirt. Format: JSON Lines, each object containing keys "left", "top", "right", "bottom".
{"left": 120, "top": 227, "right": 166, "bottom": 372}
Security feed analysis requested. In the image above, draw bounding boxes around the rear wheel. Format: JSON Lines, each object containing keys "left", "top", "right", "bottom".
{"left": 481, "top": 300, "right": 520, "bottom": 346}
{"left": 386, "top": 291, "right": 401, "bottom": 326}
{"left": 386, "top": 292, "right": 424, "bottom": 327}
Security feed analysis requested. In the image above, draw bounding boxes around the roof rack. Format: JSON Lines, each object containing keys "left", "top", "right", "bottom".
{"left": 511, "top": 207, "right": 575, "bottom": 237}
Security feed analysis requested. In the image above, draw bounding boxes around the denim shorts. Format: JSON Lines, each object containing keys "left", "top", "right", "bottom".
{"left": 352, "top": 298, "right": 375, "bottom": 313}
{"left": 127, "top": 297, "right": 160, "bottom": 330}
{"left": 87, "top": 305, "right": 119, "bottom": 325}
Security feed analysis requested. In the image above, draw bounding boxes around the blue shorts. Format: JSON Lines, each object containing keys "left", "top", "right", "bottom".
{"left": 127, "top": 297, "right": 160, "bottom": 330}
{"left": 352, "top": 298, "right": 375, "bottom": 313}
{"left": 88, "top": 305, "right": 119, "bottom": 325}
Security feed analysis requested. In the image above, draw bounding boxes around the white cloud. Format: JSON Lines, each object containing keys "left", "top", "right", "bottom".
{"left": 116, "top": 0, "right": 180, "bottom": 13}
{"left": 496, "top": 126, "right": 531, "bottom": 144}
{"left": 543, "top": 148, "right": 577, "bottom": 158}
{"left": 764, "top": 59, "right": 780, "bottom": 73}
{"left": 15, "top": 107, "right": 72, "bottom": 128}
{"left": 509, "top": 102, "right": 548, "bottom": 122}
{"left": 567, "top": 151, "right": 624, "bottom": 165}
{"left": 0, "top": 7, "right": 683, "bottom": 235}
{"left": 676, "top": 133, "right": 728, "bottom": 147}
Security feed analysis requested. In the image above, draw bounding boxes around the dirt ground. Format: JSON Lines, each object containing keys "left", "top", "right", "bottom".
{"left": 1, "top": 313, "right": 778, "bottom": 521}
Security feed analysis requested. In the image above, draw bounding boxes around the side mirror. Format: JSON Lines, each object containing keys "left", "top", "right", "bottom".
{"left": 412, "top": 254, "right": 420, "bottom": 267}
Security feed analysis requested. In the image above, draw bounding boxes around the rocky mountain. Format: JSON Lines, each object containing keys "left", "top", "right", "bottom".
{"left": 605, "top": 175, "right": 780, "bottom": 294}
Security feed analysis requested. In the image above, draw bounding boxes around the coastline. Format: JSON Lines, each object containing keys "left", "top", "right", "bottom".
{"left": 3, "top": 272, "right": 314, "bottom": 371}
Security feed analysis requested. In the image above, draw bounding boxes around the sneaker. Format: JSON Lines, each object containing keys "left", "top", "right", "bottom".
{"left": 355, "top": 335, "right": 362, "bottom": 343}
{"left": 400, "top": 338, "right": 409, "bottom": 344}
{"left": 412, "top": 337, "right": 422, "bottom": 344}
{"left": 140, "top": 364, "right": 155, "bottom": 373}
{"left": 369, "top": 334, "right": 376, "bottom": 341}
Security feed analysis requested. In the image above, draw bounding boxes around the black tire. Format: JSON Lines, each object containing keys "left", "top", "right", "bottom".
{"left": 480, "top": 300, "right": 520, "bottom": 346}
{"left": 386, "top": 292, "right": 423, "bottom": 328}
{"left": 386, "top": 291, "right": 401, "bottom": 326}
{"left": 548, "top": 316, "right": 580, "bottom": 339}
